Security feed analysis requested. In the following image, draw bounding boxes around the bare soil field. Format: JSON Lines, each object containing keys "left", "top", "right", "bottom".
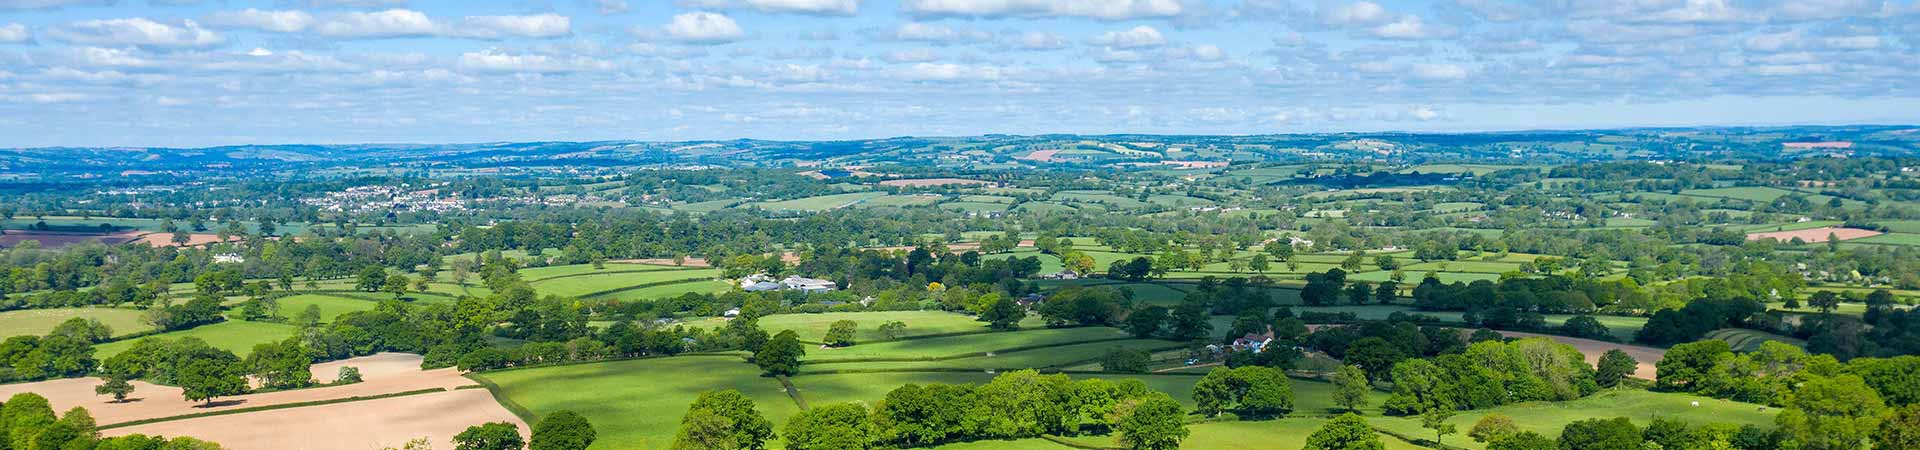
{"left": 878, "top": 178, "right": 992, "bottom": 187}
{"left": 132, "top": 232, "right": 241, "bottom": 247}
{"left": 107, "top": 389, "right": 525, "bottom": 450}
{"left": 0, "top": 353, "right": 475, "bottom": 426}
{"left": 1745, "top": 226, "right": 1882, "bottom": 243}
{"left": 1494, "top": 331, "right": 1666, "bottom": 380}
{"left": 1018, "top": 149, "right": 1062, "bottom": 162}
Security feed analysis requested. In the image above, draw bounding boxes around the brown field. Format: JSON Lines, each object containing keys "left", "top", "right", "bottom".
{"left": 0, "top": 230, "right": 144, "bottom": 248}
{"left": 132, "top": 232, "right": 240, "bottom": 247}
{"left": 877, "top": 178, "right": 992, "bottom": 187}
{"left": 108, "top": 389, "right": 524, "bottom": 450}
{"left": 1494, "top": 331, "right": 1666, "bottom": 380}
{"left": 1018, "top": 149, "right": 1062, "bottom": 162}
{"left": 1745, "top": 226, "right": 1882, "bottom": 243}
{"left": 0, "top": 353, "right": 476, "bottom": 426}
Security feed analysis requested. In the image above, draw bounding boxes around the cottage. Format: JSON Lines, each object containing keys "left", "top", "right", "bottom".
{"left": 1231, "top": 328, "right": 1276, "bottom": 353}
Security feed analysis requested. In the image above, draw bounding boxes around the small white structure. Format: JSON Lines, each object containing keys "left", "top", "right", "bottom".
{"left": 212, "top": 253, "right": 246, "bottom": 264}
{"left": 723, "top": 308, "right": 741, "bottom": 318}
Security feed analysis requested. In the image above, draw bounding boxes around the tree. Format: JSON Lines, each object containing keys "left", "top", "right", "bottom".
{"left": 1776, "top": 374, "right": 1887, "bottom": 450}
{"left": 95, "top": 376, "right": 135, "bottom": 402}
{"left": 1878, "top": 404, "right": 1920, "bottom": 450}
{"left": 384, "top": 274, "right": 410, "bottom": 298}
{"left": 1124, "top": 305, "right": 1167, "bottom": 339}
{"left": 1556, "top": 417, "right": 1641, "bottom": 450}
{"left": 823, "top": 320, "right": 857, "bottom": 347}
{"left": 1469, "top": 414, "right": 1518, "bottom": 443}
{"left": 294, "top": 304, "right": 323, "bottom": 327}
{"left": 754, "top": 331, "right": 805, "bottom": 377}
{"left": 1169, "top": 300, "right": 1212, "bottom": 342}
{"left": 878, "top": 321, "right": 907, "bottom": 340}
{"left": 530, "top": 410, "right": 596, "bottom": 450}
{"left": 454, "top": 422, "right": 525, "bottom": 450}
{"left": 1487, "top": 431, "right": 1555, "bottom": 450}
{"left": 50, "top": 318, "right": 113, "bottom": 343}
{"left": 1374, "top": 282, "right": 1397, "bottom": 305}
{"left": 1250, "top": 254, "right": 1270, "bottom": 273}
{"left": 672, "top": 389, "right": 775, "bottom": 450}
{"left": 1116, "top": 394, "right": 1188, "bottom": 450}
{"left": 1330, "top": 364, "right": 1370, "bottom": 413}
{"left": 1595, "top": 349, "right": 1636, "bottom": 388}
{"left": 1807, "top": 291, "right": 1841, "bottom": 314}
{"left": 1303, "top": 413, "right": 1385, "bottom": 450}
{"left": 979, "top": 296, "right": 1026, "bottom": 330}
{"left": 1101, "top": 347, "right": 1152, "bottom": 373}
{"left": 1655, "top": 340, "right": 1731, "bottom": 391}
{"left": 356, "top": 266, "right": 387, "bottom": 292}
{"left": 1346, "top": 282, "right": 1372, "bottom": 305}
{"left": 245, "top": 338, "right": 313, "bottom": 390}
{"left": 1421, "top": 408, "right": 1457, "bottom": 446}
{"left": 177, "top": 357, "right": 248, "bottom": 405}
{"left": 782, "top": 402, "right": 870, "bottom": 450}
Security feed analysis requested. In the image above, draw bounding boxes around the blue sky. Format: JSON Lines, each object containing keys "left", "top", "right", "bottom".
{"left": 0, "top": 0, "right": 1916, "bottom": 147}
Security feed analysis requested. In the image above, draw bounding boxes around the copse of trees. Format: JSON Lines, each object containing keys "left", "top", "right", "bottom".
{"left": 1383, "top": 337, "right": 1600, "bottom": 416}
{"left": 866, "top": 370, "right": 1188, "bottom": 449}
{"left": 1192, "top": 366, "right": 1294, "bottom": 418}
{"left": 0, "top": 327, "right": 97, "bottom": 383}
{"left": 2, "top": 392, "right": 227, "bottom": 450}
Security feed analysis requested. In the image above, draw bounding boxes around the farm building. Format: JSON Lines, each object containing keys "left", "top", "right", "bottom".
{"left": 738, "top": 274, "right": 838, "bottom": 293}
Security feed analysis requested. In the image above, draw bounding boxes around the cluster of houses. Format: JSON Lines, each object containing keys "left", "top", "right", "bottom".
{"left": 738, "top": 274, "right": 839, "bottom": 293}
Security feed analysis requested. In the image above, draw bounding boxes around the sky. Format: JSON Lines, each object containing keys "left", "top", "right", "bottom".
{"left": 0, "top": 0, "right": 1916, "bottom": 148}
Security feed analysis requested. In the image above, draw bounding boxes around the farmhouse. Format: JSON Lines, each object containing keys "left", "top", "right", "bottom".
{"left": 1230, "top": 329, "right": 1275, "bottom": 353}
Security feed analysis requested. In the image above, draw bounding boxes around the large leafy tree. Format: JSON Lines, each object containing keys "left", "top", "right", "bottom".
{"left": 1594, "top": 349, "right": 1637, "bottom": 388}
{"left": 530, "top": 410, "right": 596, "bottom": 450}
{"left": 1555, "top": 417, "right": 1641, "bottom": 450}
{"left": 671, "top": 389, "right": 775, "bottom": 450}
{"left": 782, "top": 402, "right": 871, "bottom": 450}
{"left": 754, "top": 331, "right": 805, "bottom": 376}
{"left": 1115, "top": 394, "right": 1188, "bottom": 450}
{"left": 454, "top": 422, "right": 524, "bottom": 450}
{"left": 1776, "top": 374, "right": 1887, "bottom": 450}
{"left": 1303, "top": 413, "right": 1384, "bottom": 450}
{"left": 177, "top": 355, "right": 248, "bottom": 405}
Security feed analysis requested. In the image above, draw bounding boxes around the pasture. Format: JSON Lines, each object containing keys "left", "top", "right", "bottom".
{"left": 94, "top": 320, "right": 299, "bottom": 358}
{"left": 526, "top": 268, "right": 720, "bottom": 298}
{"left": 273, "top": 294, "right": 377, "bottom": 323}
{"left": 1368, "top": 390, "right": 1775, "bottom": 450}
{"left": 0, "top": 307, "right": 152, "bottom": 339}
{"left": 473, "top": 355, "right": 798, "bottom": 450}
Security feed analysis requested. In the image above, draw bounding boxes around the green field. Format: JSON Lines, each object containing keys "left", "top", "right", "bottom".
{"left": 1855, "top": 232, "right": 1920, "bottom": 246}
{"left": 595, "top": 279, "right": 734, "bottom": 301}
{"left": 1680, "top": 186, "right": 1797, "bottom": 202}
{"left": 273, "top": 294, "right": 377, "bottom": 323}
{"left": 518, "top": 263, "right": 683, "bottom": 281}
{"left": 1368, "top": 389, "right": 1776, "bottom": 450}
{"left": 1703, "top": 328, "right": 1806, "bottom": 352}
{"left": 527, "top": 268, "right": 720, "bottom": 298}
{"left": 94, "top": 320, "right": 300, "bottom": 358}
{"left": 804, "top": 326, "right": 1136, "bottom": 362}
{"left": 474, "top": 356, "right": 797, "bottom": 450}
{"left": 0, "top": 307, "right": 153, "bottom": 339}
{"left": 754, "top": 192, "right": 886, "bottom": 212}
{"left": 717, "top": 311, "right": 1038, "bottom": 344}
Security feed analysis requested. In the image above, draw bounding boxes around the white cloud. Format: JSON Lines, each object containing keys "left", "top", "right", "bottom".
{"left": 1369, "top": 16, "right": 1449, "bottom": 40}
{"left": 49, "top": 18, "right": 225, "bottom": 48}
{"left": 458, "top": 13, "right": 571, "bottom": 39}
{"left": 883, "top": 48, "right": 942, "bottom": 63}
{"left": 1011, "top": 31, "right": 1068, "bottom": 49}
{"left": 1090, "top": 25, "right": 1165, "bottom": 49}
{"left": 203, "top": 9, "right": 317, "bottom": 33}
{"left": 899, "top": 62, "right": 1003, "bottom": 81}
{"left": 747, "top": 0, "right": 859, "bottom": 16}
{"left": 305, "top": 9, "right": 570, "bottom": 39}
{"left": 458, "top": 48, "right": 612, "bottom": 73}
{"left": 1410, "top": 106, "right": 1440, "bottom": 121}
{"left": 1321, "top": 1, "right": 1392, "bottom": 26}
{"left": 315, "top": 9, "right": 440, "bottom": 38}
{"left": 901, "top": 0, "right": 1187, "bottom": 20}
{"left": 0, "top": 23, "right": 29, "bottom": 44}
{"left": 665, "top": 12, "right": 744, "bottom": 44}
{"left": 892, "top": 22, "right": 991, "bottom": 44}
